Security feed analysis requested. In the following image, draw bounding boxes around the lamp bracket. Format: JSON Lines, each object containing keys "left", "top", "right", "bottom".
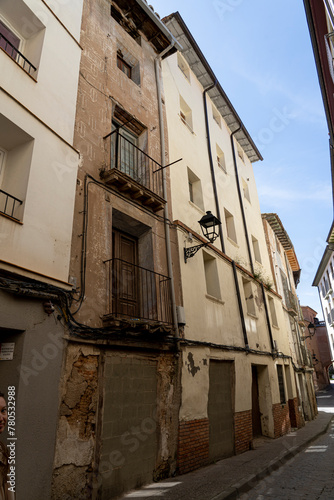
{"left": 184, "top": 243, "right": 207, "bottom": 263}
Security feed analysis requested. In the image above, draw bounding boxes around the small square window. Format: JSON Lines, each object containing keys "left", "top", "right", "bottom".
{"left": 187, "top": 168, "right": 204, "bottom": 210}
{"left": 268, "top": 296, "right": 278, "bottom": 327}
{"left": 216, "top": 145, "right": 226, "bottom": 173}
{"left": 242, "top": 178, "right": 250, "bottom": 203}
{"left": 117, "top": 54, "right": 131, "bottom": 78}
{"left": 224, "top": 208, "right": 237, "bottom": 243}
{"left": 243, "top": 278, "right": 256, "bottom": 316}
{"left": 203, "top": 251, "right": 221, "bottom": 299}
{"left": 237, "top": 145, "right": 244, "bottom": 162}
{"left": 179, "top": 95, "right": 193, "bottom": 133}
{"left": 252, "top": 236, "right": 261, "bottom": 263}
{"left": 177, "top": 52, "right": 190, "bottom": 80}
{"left": 212, "top": 105, "right": 221, "bottom": 127}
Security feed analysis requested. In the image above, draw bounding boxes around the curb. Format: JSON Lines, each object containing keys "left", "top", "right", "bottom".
{"left": 214, "top": 415, "right": 333, "bottom": 500}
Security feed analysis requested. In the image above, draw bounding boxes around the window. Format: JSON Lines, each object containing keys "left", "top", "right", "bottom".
{"left": 203, "top": 251, "right": 221, "bottom": 299}
{"left": 116, "top": 44, "right": 140, "bottom": 85}
{"left": 0, "top": 1, "right": 45, "bottom": 76}
{"left": 179, "top": 95, "right": 193, "bottom": 132}
{"left": 275, "top": 235, "right": 281, "bottom": 255}
{"left": 237, "top": 144, "right": 244, "bottom": 162}
{"left": 117, "top": 53, "right": 131, "bottom": 78}
{"left": 268, "top": 296, "right": 278, "bottom": 327}
{"left": 277, "top": 365, "right": 286, "bottom": 404}
{"left": 224, "top": 208, "right": 237, "bottom": 243}
{"left": 212, "top": 105, "right": 221, "bottom": 127}
{"left": 252, "top": 236, "right": 261, "bottom": 263}
{"left": 242, "top": 178, "right": 250, "bottom": 203}
{"left": 243, "top": 278, "right": 256, "bottom": 316}
{"left": 216, "top": 145, "right": 226, "bottom": 173}
{"left": 177, "top": 52, "right": 190, "bottom": 80}
{"left": 0, "top": 114, "right": 34, "bottom": 222}
{"left": 187, "top": 168, "right": 204, "bottom": 210}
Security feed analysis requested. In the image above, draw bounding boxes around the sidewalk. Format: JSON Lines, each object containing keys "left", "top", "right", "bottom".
{"left": 121, "top": 387, "right": 334, "bottom": 500}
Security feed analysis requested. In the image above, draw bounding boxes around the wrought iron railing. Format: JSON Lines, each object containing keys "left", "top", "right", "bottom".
{"left": 104, "top": 258, "right": 172, "bottom": 325}
{"left": 0, "top": 189, "right": 22, "bottom": 221}
{"left": 104, "top": 129, "right": 164, "bottom": 198}
{"left": 0, "top": 33, "right": 37, "bottom": 74}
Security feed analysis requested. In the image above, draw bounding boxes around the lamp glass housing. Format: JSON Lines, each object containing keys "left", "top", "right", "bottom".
{"left": 199, "top": 211, "right": 221, "bottom": 243}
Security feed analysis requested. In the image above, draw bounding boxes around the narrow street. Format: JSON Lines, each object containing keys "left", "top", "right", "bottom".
{"left": 240, "top": 384, "right": 334, "bottom": 500}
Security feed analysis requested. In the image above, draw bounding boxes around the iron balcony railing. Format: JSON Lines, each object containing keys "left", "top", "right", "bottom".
{"left": 104, "top": 129, "right": 164, "bottom": 198}
{"left": 0, "top": 33, "right": 37, "bottom": 74}
{"left": 104, "top": 258, "right": 173, "bottom": 325}
{"left": 0, "top": 189, "right": 22, "bottom": 221}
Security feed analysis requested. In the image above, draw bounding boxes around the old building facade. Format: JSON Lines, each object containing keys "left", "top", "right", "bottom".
{"left": 160, "top": 12, "right": 316, "bottom": 476}
{"left": 301, "top": 306, "right": 331, "bottom": 390}
{"left": 0, "top": 0, "right": 83, "bottom": 499}
{"left": 51, "top": 1, "right": 182, "bottom": 499}
{"left": 262, "top": 213, "right": 317, "bottom": 425}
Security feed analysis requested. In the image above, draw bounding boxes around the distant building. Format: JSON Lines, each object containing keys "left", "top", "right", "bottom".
{"left": 262, "top": 213, "right": 317, "bottom": 423}
{"left": 301, "top": 306, "right": 332, "bottom": 390}
{"left": 313, "top": 223, "right": 334, "bottom": 367}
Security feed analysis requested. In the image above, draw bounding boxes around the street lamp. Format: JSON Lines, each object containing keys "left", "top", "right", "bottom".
{"left": 301, "top": 322, "right": 317, "bottom": 340}
{"left": 184, "top": 211, "right": 221, "bottom": 263}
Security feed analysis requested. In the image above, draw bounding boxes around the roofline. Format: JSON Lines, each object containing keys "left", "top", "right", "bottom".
{"left": 136, "top": 1, "right": 183, "bottom": 52}
{"left": 163, "top": 11, "right": 263, "bottom": 162}
{"left": 312, "top": 243, "right": 334, "bottom": 285}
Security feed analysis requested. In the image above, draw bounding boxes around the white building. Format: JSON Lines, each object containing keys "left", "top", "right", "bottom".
{"left": 0, "top": 1, "right": 83, "bottom": 498}
{"left": 313, "top": 223, "right": 334, "bottom": 364}
{"left": 161, "top": 12, "right": 311, "bottom": 474}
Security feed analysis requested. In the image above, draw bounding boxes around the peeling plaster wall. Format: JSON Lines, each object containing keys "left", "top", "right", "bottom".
{"left": 52, "top": 344, "right": 100, "bottom": 500}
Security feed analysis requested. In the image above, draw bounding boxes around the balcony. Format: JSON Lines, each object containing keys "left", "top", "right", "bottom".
{"left": 286, "top": 289, "right": 298, "bottom": 316}
{"left": 0, "top": 189, "right": 23, "bottom": 221}
{"left": 103, "top": 258, "right": 173, "bottom": 333}
{"left": 101, "top": 130, "right": 165, "bottom": 212}
{"left": 0, "top": 33, "right": 37, "bottom": 75}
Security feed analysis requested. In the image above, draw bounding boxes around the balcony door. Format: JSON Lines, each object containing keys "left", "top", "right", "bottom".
{"left": 112, "top": 229, "right": 139, "bottom": 318}
{"left": 0, "top": 20, "right": 20, "bottom": 60}
{"left": 111, "top": 122, "right": 139, "bottom": 180}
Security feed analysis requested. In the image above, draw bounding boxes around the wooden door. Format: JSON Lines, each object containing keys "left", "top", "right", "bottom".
{"left": 112, "top": 229, "right": 138, "bottom": 318}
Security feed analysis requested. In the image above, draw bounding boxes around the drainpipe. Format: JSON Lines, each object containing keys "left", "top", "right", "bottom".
{"left": 155, "top": 42, "right": 179, "bottom": 337}
{"left": 232, "top": 260, "right": 249, "bottom": 348}
{"left": 203, "top": 83, "right": 225, "bottom": 253}
{"left": 261, "top": 282, "right": 275, "bottom": 351}
{"left": 230, "top": 126, "right": 254, "bottom": 275}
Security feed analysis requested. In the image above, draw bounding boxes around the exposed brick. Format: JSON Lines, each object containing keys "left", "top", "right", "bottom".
{"left": 177, "top": 419, "right": 209, "bottom": 474}
{"left": 234, "top": 410, "right": 252, "bottom": 454}
{"left": 288, "top": 397, "right": 305, "bottom": 429}
{"left": 272, "top": 402, "right": 291, "bottom": 438}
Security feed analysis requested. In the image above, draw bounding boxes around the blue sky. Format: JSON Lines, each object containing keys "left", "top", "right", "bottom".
{"left": 152, "top": 0, "right": 333, "bottom": 318}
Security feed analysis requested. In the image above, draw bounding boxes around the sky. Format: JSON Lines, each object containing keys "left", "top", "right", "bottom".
{"left": 151, "top": 0, "right": 333, "bottom": 319}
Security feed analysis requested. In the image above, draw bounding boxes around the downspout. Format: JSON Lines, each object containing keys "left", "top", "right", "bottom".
{"left": 155, "top": 42, "right": 179, "bottom": 337}
{"left": 232, "top": 260, "right": 249, "bottom": 348}
{"left": 203, "top": 85, "right": 248, "bottom": 347}
{"left": 203, "top": 83, "right": 225, "bottom": 253}
{"left": 230, "top": 126, "right": 255, "bottom": 275}
{"left": 261, "top": 282, "right": 275, "bottom": 351}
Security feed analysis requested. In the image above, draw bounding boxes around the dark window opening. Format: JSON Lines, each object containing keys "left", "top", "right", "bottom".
{"left": 277, "top": 365, "right": 286, "bottom": 404}
{"left": 117, "top": 54, "right": 132, "bottom": 78}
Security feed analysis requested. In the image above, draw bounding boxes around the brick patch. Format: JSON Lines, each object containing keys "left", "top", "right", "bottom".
{"left": 234, "top": 410, "right": 252, "bottom": 454}
{"left": 288, "top": 397, "right": 305, "bottom": 429}
{"left": 272, "top": 402, "right": 291, "bottom": 438}
{"left": 177, "top": 419, "right": 209, "bottom": 474}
